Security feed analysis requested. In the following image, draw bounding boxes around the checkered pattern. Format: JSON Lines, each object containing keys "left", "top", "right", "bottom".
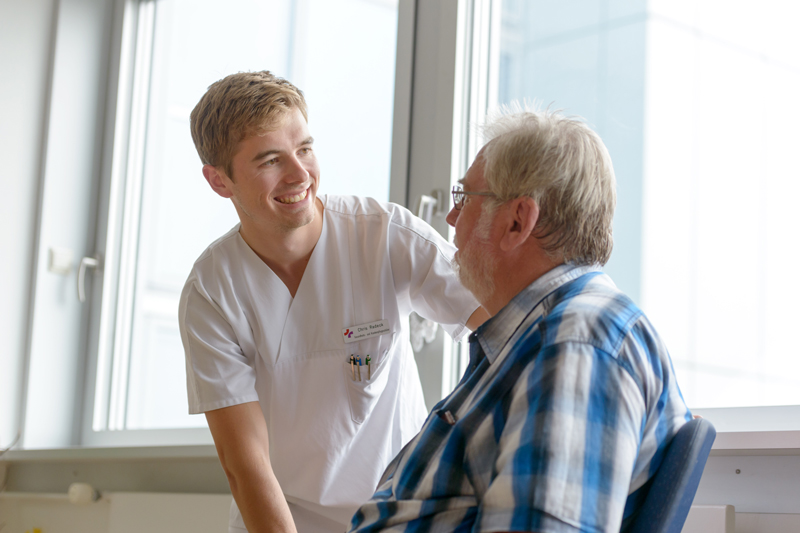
{"left": 349, "top": 264, "right": 691, "bottom": 533}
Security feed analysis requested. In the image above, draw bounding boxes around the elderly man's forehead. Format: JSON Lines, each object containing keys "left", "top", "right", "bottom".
{"left": 460, "top": 155, "right": 486, "bottom": 187}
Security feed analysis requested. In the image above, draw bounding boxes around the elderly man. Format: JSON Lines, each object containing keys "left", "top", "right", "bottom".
{"left": 348, "top": 108, "right": 691, "bottom": 533}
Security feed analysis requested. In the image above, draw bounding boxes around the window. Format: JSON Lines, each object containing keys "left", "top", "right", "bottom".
{"left": 473, "top": 0, "right": 800, "bottom": 428}
{"left": 26, "top": 0, "right": 798, "bottom": 452}
{"left": 84, "top": 0, "right": 402, "bottom": 444}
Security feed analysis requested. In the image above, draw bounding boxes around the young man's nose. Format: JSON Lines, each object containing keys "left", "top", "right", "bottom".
{"left": 284, "top": 155, "right": 310, "bottom": 181}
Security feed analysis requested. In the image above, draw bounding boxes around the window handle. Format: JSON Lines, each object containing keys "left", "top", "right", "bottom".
{"left": 77, "top": 254, "right": 102, "bottom": 303}
{"left": 416, "top": 189, "right": 445, "bottom": 224}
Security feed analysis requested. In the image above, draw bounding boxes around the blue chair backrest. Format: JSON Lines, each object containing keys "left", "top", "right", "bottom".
{"left": 628, "top": 418, "right": 716, "bottom": 533}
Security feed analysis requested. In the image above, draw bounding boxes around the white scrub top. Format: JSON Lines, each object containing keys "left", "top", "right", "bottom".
{"left": 179, "top": 195, "right": 480, "bottom": 532}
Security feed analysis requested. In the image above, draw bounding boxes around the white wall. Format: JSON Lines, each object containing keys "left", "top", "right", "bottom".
{"left": 0, "top": 0, "right": 57, "bottom": 450}
{"left": 0, "top": 492, "right": 230, "bottom": 533}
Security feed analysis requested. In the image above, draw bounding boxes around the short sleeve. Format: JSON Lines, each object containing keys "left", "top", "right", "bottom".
{"left": 478, "top": 342, "right": 646, "bottom": 533}
{"left": 387, "top": 207, "right": 480, "bottom": 341}
{"left": 179, "top": 277, "right": 259, "bottom": 414}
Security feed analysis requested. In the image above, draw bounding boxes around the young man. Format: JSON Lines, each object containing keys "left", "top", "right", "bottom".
{"left": 178, "top": 71, "right": 487, "bottom": 533}
{"left": 349, "top": 108, "right": 691, "bottom": 533}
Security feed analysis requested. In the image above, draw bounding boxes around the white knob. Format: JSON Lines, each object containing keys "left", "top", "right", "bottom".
{"left": 68, "top": 482, "right": 100, "bottom": 504}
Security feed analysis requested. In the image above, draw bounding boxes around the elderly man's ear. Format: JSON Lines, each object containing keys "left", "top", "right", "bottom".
{"left": 499, "top": 197, "right": 540, "bottom": 253}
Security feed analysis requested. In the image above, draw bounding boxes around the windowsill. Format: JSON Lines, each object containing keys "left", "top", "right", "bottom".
{"left": 0, "top": 444, "right": 218, "bottom": 463}
{"left": 689, "top": 406, "right": 800, "bottom": 455}
{"left": 711, "top": 430, "right": 800, "bottom": 456}
{"left": 0, "top": 444, "right": 228, "bottom": 494}
{"left": 2, "top": 431, "right": 800, "bottom": 464}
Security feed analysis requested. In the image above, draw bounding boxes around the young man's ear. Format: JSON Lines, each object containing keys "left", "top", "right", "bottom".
{"left": 499, "top": 197, "right": 539, "bottom": 252}
{"left": 203, "top": 165, "right": 234, "bottom": 199}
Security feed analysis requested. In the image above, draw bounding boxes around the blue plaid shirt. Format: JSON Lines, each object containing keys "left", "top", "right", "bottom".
{"left": 349, "top": 264, "right": 691, "bottom": 533}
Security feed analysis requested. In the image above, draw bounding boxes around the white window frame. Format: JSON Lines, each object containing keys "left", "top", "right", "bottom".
{"left": 76, "top": 0, "right": 215, "bottom": 447}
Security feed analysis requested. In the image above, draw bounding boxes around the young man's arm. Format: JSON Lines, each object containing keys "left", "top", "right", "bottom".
{"left": 206, "top": 402, "right": 297, "bottom": 533}
{"left": 466, "top": 307, "right": 491, "bottom": 330}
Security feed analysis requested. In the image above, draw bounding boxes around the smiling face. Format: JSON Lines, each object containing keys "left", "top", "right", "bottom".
{"left": 208, "top": 107, "right": 321, "bottom": 236}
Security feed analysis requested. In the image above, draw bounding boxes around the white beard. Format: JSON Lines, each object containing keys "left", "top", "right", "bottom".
{"left": 453, "top": 213, "right": 496, "bottom": 305}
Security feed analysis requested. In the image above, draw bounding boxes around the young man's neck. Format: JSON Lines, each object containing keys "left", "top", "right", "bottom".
{"left": 238, "top": 198, "right": 324, "bottom": 297}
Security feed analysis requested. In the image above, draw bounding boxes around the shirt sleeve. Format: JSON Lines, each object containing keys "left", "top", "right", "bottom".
{"left": 179, "top": 275, "right": 259, "bottom": 414}
{"left": 387, "top": 205, "right": 481, "bottom": 341}
{"left": 477, "top": 342, "right": 646, "bottom": 533}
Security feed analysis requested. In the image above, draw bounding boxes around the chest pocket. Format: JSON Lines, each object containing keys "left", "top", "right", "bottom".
{"left": 342, "top": 333, "right": 397, "bottom": 424}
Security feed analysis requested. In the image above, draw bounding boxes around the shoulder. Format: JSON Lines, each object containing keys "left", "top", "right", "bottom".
{"left": 323, "top": 195, "right": 446, "bottom": 243}
{"left": 536, "top": 272, "right": 676, "bottom": 397}
{"left": 191, "top": 224, "right": 242, "bottom": 265}
{"left": 540, "top": 272, "right": 645, "bottom": 357}
{"left": 322, "top": 194, "right": 426, "bottom": 225}
{"left": 322, "top": 194, "right": 393, "bottom": 218}
{"left": 181, "top": 224, "right": 243, "bottom": 296}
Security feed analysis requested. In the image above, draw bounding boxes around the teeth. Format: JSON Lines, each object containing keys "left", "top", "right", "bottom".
{"left": 276, "top": 189, "right": 308, "bottom": 204}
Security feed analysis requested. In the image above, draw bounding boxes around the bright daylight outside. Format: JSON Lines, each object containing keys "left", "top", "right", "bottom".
{"left": 494, "top": 0, "right": 800, "bottom": 410}
{"left": 114, "top": 0, "right": 398, "bottom": 430}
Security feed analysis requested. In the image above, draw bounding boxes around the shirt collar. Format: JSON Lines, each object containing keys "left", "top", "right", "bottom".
{"left": 472, "top": 263, "right": 603, "bottom": 363}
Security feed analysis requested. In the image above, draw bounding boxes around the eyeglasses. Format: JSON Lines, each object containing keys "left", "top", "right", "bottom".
{"left": 451, "top": 185, "right": 496, "bottom": 210}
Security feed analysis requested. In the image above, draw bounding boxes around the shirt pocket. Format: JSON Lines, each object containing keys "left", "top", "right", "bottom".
{"left": 342, "top": 333, "right": 396, "bottom": 424}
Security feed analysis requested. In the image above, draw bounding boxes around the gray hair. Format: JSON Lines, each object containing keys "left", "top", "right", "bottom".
{"left": 479, "top": 104, "right": 616, "bottom": 265}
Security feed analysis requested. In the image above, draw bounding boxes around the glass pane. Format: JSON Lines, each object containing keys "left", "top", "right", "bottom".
{"left": 640, "top": 0, "right": 800, "bottom": 409}
{"left": 487, "top": 1, "right": 800, "bottom": 412}
{"left": 122, "top": 0, "right": 399, "bottom": 429}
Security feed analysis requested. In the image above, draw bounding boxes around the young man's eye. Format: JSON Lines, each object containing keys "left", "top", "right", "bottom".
{"left": 264, "top": 158, "right": 278, "bottom": 166}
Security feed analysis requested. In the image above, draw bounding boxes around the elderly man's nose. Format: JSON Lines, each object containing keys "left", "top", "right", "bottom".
{"left": 445, "top": 207, "right": 459, "bottom": 227}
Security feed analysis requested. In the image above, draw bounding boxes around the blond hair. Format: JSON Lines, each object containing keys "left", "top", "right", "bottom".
{"left": 190, "top": 71, "right": 307, "bottom": 179}
{"left": 480, "top": 105, "right": 616, "bottom": 265}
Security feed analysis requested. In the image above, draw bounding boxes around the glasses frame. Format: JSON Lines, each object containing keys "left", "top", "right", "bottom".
{"left": 451, "top": 185, "right": 496, "bottom": 210}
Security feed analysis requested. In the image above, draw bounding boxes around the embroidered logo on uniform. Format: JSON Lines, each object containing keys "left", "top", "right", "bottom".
{"left": 344, "top": 329, "right": 354, "bottom": 338}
